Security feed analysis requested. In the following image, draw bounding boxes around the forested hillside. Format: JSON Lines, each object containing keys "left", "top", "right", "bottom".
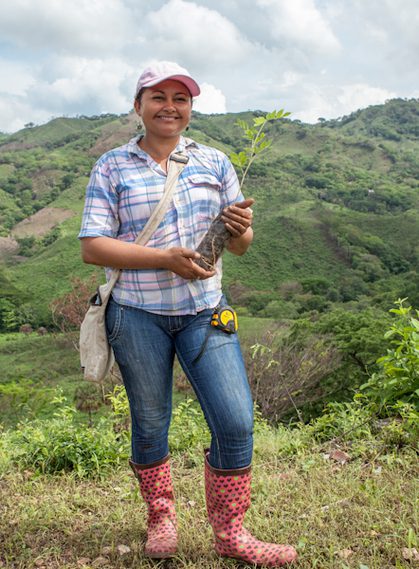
{"left": 0, "top": 98, "right": 418, "bottom": 330}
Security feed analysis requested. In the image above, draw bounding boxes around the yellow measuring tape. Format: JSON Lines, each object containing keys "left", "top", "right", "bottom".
{"left": 210, "top": 305, "right": 238, "bottom": 334}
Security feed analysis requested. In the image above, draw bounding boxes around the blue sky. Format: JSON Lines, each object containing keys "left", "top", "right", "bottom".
{"left": 0, "top": 0, "right": 418, "bottom": 132}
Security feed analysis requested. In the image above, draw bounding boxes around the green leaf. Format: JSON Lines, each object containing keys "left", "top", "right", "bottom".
{"left": 230, "top": 152, "right": 246, "bottom": 169}
{"left": 258, "top": 140, "right": 271, "bottom": 151}
{"left": 236, "top": 119, "right": 248, "bottom": 131}
{"left": 254, "top": 132, "right": 266, "bottom": 144}
{"left": 407, "top": 527, "right": 418, "bottom": 548}
{"left": 384, "top": 330, "right": 396, "bottom": 339}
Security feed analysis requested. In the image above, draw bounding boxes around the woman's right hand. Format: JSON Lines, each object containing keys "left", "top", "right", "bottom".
{"left": 164, "top": 247, "right": 216, "bottom": 280}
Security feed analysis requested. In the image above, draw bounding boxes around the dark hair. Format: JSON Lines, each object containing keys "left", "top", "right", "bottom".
{"left": 135, "top": 88, "right": 145, "bottom": 105}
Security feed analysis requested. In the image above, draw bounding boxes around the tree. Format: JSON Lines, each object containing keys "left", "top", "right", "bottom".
{"left": 50, "top": 275, "right": 99, "bottom": 335}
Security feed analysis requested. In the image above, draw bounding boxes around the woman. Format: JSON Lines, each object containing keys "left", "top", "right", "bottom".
{"left": 79, "top": 61, "right": 297, "bottom": 567}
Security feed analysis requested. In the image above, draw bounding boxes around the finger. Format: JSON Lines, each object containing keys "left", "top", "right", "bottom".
{"left": 233, "top": 198, "right": 255, "bottom": 209}
{"left": 222, "top": 213, "right": 251, "bottom": 230}
{"left": 191, "top": 262, "right": 216, "bottom": 279}
{"left": 223, "top": 222, "right": 242, "bottom": 238}
{"left": 179, "top": 248, "right": 200, "bottom": 259}
{"left": 226, "top": 205, "right": 253, "bottom": 219}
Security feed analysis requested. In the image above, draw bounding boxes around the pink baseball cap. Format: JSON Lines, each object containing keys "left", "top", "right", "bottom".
{"left": 135, "top": 61, "right": 201, "bottom": 98}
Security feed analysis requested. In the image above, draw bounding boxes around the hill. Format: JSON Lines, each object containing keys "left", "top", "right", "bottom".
{"left": 0, "top": 99, "right": 418, "bottom": 327}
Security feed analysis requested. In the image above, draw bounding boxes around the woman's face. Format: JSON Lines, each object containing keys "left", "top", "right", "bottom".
{"left": 134, "top": 79, "right": 192, "bottom": 139}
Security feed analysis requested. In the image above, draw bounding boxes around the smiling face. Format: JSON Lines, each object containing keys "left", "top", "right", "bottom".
{"left": 134, "top": 79, "right": 192, "bottom": 141}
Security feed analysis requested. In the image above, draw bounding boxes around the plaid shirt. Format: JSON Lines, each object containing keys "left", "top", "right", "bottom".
{"left": 78, "top": 135, "right": 244, "bottom": 314}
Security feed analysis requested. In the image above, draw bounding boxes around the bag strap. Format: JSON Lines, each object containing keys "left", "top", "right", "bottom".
{"left": 133, "top": 152, "right": 188, "bottom": 247}
{"left": 106, "top": 150, "right": 189, "bottom": 291}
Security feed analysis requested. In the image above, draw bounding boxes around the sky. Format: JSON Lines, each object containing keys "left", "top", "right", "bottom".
{"left": 0, "top": 0, "right": 418, "bottom": 133}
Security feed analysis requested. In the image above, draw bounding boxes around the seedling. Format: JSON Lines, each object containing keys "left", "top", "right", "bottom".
{"left": 194, "top": 109, "right": 291, "bottom": 270}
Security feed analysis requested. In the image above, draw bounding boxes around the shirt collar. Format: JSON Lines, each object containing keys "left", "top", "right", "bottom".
{"left": 127, "top": 134, "right": 197, "bottom": 159}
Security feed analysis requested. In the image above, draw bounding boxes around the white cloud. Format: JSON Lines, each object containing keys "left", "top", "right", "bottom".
{"left": 354, "top": 0, "right": 419, "bottom": 49}
{"left": 336, "top": 84, "right": 397, "bottom": 115}
{"left": 0, "top": 94, "right": 50, "bottom": 133}
{"left": 294, "top": 83, "right": 398, "bottom": 123}
{"left": 0, "top": 1, "right": 418, "bottom": 132}
{"left": 144, "top": 0, "right": 252, "bottom": 68}
{"left": 30, "top": 56, "right": 137, "bottom": 115}
{"left": 193, "top": 83, "right": 227, "bottom": 114}
{"left": 0, "top": 0, "right": 137, "bottom": 55}
{"left": 0, "top": 59, "right": 34, "bottom": 95}
{"left": 256, "top": 0, "right": 340, "bottom": 54}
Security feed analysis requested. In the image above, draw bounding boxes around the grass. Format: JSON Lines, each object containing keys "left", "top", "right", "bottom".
{"left": 0, "top": 437, "right": 416, "bottom": 569}
{"left": 0, "top": 320, "right": 417, "bottom": 568}
{"left": 0, "top": 333, "right": 80, "bottom": 385}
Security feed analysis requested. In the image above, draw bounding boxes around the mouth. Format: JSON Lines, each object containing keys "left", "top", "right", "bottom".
{"left": 156, "top": 115, "right": 179, "bottom": 121}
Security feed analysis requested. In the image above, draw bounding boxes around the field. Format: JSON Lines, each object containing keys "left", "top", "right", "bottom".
{"left": 0, "top": 323, "right": 418, "bottom": 569}
{"left": 1, "top": 432, "right": 417, "bottom": 568}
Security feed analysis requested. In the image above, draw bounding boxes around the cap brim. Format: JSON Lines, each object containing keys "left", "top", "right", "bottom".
{"left": 143, "top": 74, "right": 200, "bottom": 97}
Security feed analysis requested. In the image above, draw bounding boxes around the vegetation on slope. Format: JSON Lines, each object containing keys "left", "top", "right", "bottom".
{"left": 0, "top": 301, "right": 417, "bottom": 568}
{"left": 0, "top": 99, "right": 418, "bottom": 332}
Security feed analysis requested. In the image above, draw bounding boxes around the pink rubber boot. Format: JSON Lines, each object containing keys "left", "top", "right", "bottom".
{"left": 205, "top": 452, "right": 297, "bottom": 567}
{"left": 130, "top": 455, "right": 177, "bottom": 558}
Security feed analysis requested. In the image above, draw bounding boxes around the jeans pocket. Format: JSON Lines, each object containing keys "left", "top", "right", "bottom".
{"left": 106, "top": 300, "right": 125, "bottom": 344}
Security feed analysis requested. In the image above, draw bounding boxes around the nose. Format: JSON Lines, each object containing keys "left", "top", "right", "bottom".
{"left": 162, "top": 98, "right": 177, "bottom": 111}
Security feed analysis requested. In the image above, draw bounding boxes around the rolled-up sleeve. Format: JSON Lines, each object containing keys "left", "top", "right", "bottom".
{"left": 78, "top": 155, "right": 120, "bottom": 239}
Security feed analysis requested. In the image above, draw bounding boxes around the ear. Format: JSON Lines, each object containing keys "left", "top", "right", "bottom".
{"left": 134, "top": 99, "right": 142, "bottom": 116}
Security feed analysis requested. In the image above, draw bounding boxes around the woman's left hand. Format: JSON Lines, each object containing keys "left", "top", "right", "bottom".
{"left": 221, "top": 198, "right": 254, "bottom": 238}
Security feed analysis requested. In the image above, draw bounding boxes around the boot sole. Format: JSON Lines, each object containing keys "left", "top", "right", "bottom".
{"left": 145, "top": 551, "right": 177, "bottom": 559}
{"left": 216, "top": 550, "right": 297, "bottom": 566}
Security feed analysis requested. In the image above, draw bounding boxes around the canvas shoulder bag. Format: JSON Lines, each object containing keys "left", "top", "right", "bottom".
{"left": 79, "top": 151, "right": 189, "bottom": 383}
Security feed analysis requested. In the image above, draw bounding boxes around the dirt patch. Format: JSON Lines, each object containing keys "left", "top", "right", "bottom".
{"left": 0, "top": 236, "right": 19, "bottom": 261}
{"left": 11, "top": 207, "right": 75, "bottom": 238}
{"left": 88, "top": 113, "right": 138, "bottom": 156}
{"left": 31, "top": 169, "right": 63, "bottom": 198}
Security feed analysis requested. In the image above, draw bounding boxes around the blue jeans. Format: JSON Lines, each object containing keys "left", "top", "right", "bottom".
{"left": 106, "top": 297, "right": 254, "bottom": 469}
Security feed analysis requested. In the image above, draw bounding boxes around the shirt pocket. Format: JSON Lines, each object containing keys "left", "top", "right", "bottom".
{"left": 184, "top": 173, "right": 222, "bottom": 226}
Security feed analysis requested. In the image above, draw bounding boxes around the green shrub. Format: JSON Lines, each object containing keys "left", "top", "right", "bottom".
{"left": 2, "top": 395, "right": 129, "bottom": 478}
{"left": 169, "top": 398, "right": 210, "bottom": 453}
{"left": 360, "top": 299, "right": 419, "bottom": 412}
{"left": 307, "top": 399, "right": 373, "bottom": 443}
{"left": 0, "top": 380, "right": 56, "bottom": 425}
{"left": 258, "top": 299, "right": 298, "bottom": 319}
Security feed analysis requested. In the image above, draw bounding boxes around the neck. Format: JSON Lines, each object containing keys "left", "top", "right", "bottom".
{"left": 139, "top": 134, "right": 181, "bottom": 164}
